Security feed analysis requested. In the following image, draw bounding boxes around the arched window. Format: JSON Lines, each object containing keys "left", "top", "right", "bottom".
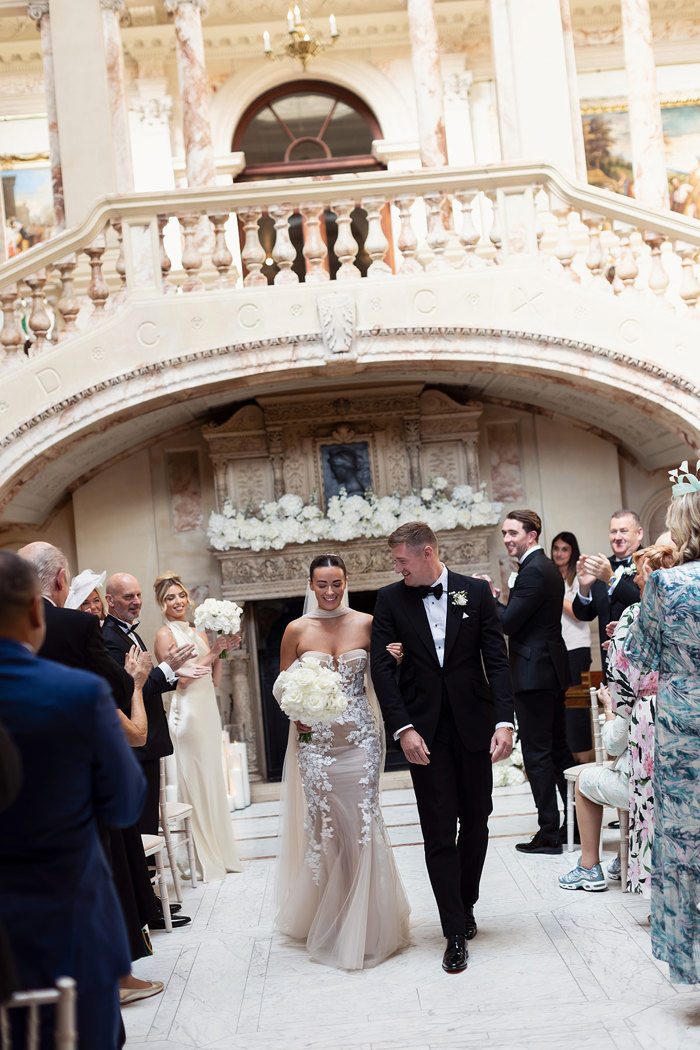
{"left": 233, "top": 80, "right": 383, "bottom": 181}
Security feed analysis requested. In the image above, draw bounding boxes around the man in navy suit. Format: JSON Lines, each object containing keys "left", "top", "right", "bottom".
{"left": 371, "top": 521, "right": 514, "bottom": 975}
{"left": 483, "top": 510, "right": 572, "bottom": 854}
{"left": 0, "top": 551, "right": 146, "bottom": 1050}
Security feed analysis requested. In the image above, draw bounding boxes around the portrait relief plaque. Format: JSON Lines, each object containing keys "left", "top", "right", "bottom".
{"left": 320, "top": 441, "right": 372, "bottom": 505}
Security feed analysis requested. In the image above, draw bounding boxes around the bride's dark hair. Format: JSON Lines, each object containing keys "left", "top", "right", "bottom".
{"left": 309, "top": 553, "right": 347, "bottom": 579}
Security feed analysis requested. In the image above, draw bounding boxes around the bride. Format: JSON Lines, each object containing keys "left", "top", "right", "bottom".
{"left": 153, "top": 572, "right": 242, "bottom": 882}
{"left": 273, "top": 553, "right": 410, "bottom": 970}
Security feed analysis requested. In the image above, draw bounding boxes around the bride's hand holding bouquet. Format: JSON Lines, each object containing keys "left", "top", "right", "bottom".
{"left": 276, "top": 654, "right": 348, "bottom": 743}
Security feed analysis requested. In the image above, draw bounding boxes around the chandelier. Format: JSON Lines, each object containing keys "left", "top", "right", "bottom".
{"left": 263, "top": 5, "right": 340, "bottom": 71}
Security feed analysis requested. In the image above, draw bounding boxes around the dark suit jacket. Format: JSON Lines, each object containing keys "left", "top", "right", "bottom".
{"left": 101, "top": 614, "right": 174, "bottom": 761}
{"left": 370, "top": 571, "right": 514, "bottom": 751}
{"left": 0, "top": 639, "right": 146, "bottom": 993}
{"left": 0, "top": 721, "right": 21, "bottom": 1002}
{"left": 38, "top": 599, "right": 132, "bottom": 710}
{"left": 571, "top": 555, "right": 641, "bottom": 664}
{"left": 497, "top": 548, "right": 569, "bottom": 694}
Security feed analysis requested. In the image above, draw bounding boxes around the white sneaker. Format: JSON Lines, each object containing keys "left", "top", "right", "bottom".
{"left": 607, "top": 855, "right": 622, "bottom": 881}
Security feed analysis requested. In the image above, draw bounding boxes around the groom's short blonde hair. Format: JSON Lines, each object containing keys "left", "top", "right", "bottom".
{"left": 388, "top": 521, "right": 438, "bottom": 551}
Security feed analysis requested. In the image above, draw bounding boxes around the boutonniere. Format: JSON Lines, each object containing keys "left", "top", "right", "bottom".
{"left": 619, "top": 565, "right": 637, "bottom": 578}
{"left": 507, "top": 571, "right": 518, "bottom": 590}
{"left": 450, "top": 590, "right": 469, "bottom": 616}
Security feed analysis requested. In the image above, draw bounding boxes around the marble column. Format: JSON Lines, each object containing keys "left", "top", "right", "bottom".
{"left": 406, "top": 0, "right": 448, "bottom": 167}
{"left": 559, "top": 0, "right": 587, "bottom": 183}
{"left": 101, "top": 0, "right": 134, "bottom": 192}
{"left": 164, "top": 0, "right": 216, "bottom": 188}
{"left": 128, "top": 73, "right": 176, "bottom": 192}
{"left": 442, "top": 63, "right": 475, "bottom": 166}
{"left": 620, "top": 0, "right": 669, "bottom": 210}
{"left": 488, "top": 0, "right": 521, "bottom": 161}
{"left": 27, "top": 0, "right": 65, "bottom": 230}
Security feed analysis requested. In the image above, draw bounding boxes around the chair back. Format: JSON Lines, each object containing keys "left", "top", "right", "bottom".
{"left": 0, "top": 976, "right": 76, "bottom": 1050}
{"left": 590, "top": 686, "right": 605, "bottom": 764}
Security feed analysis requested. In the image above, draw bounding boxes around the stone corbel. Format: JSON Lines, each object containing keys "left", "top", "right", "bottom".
{"left": 267, "top": 428, "right": 285, "bottom": 500}
{"left": 212, "top": 458, "right": 228, "bottom": 511}
{"left": 462, "top": 434, "right": 480, "bottom": 487}
{"left": 403, "top": 415, "right": 422, "bottom": 490}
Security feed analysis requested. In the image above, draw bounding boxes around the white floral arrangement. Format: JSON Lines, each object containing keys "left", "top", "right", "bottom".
{"left": 207, "top": 477, "right": 502, "bottom": 553}
{"left": 193, "top": 598, "right": 243, "bottom": 659}
{"left": 493, "top": 738, "right": 526, "bottom": 788}
{"left": 275, "top": 655, "right": 348, "bottom": 742}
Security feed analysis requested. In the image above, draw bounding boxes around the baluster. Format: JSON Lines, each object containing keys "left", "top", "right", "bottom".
{"left": 615, "top": 228, "right": 639, "bottom": 290}
{"left": 0, "top": 284, "right": 23, "bottom": 353}
{"left": 678, "top": 246, "right": 700, "bottom": 308}
{"left": 55, "top": 254, "right": 80, "bottom": 337}
{"left": 84, "top": 235, "right": 110, "bottom": 313}
{"left": 209, "top": 213, "right": 238, "bottom": 288}
{"left": 179, "top": 213, "right": 205, "bottom": 292}
{"left": 552, "top": 205, "right": 575, "bottom": 271}
{"left": 111, "top": 219, "right": 127, "bottom": 290}
{"left": 25, "top": 269, "right": 51, "bottom": 350}
{"left": 483, "top": 191, "right": 502, "bottom": 260}
{"left": 454, "top": 190, "right": 480, "bottom": 260}
{"left": 423, "top": 193, "right": 452, "bottom": 272}
{"left": 239, "top": 207, "right": 267, "bottom": 287}
{"left": 300, "top": 202, "right": 330, "bottom": 284}
{"left": 645, "top": 234, "right": 670, "bottom": 297}
{"left": 583, "top": 218, "right": 604, "bottom": 277}
{"left": 269, "top": 204, "right": 299, "bottom": 286}
{"left": 332, "top": 199, "right": 360, "bottom": 280}
{"left": 361, "top": 197, "right": 391, "bottom": 278}
{"left": 157, "top": 214, "right": 174, "bottom": 291}
{"left": 393, "top": 196, "right": 422, "bottom": 274}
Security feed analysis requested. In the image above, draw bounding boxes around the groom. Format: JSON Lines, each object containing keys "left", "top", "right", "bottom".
{"left": 370, "top": 522, "right": 514, "bottom": 974}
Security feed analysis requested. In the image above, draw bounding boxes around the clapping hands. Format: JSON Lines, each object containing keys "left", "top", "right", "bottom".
{"left": 125, "top": 644, "right": 152, "bottom": 687}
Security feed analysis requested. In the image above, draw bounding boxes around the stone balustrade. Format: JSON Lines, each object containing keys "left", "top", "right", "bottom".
{"left": 1, "top": 162, "right": 699, "bottom": 362}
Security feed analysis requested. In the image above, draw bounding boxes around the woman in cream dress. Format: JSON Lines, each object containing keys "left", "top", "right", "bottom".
{"left": 273, "top": 553, "right": 410, "bottom": 971}
{"left": 154, "top": 573, "right": 242, "bottom": 882}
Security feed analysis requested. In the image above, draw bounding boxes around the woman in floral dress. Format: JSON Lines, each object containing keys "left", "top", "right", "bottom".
{"left": 605, "top": 545, "right": 674, "bottom": 895}
{"left": 624, "top": 472, "right": 700, "bottom": 984}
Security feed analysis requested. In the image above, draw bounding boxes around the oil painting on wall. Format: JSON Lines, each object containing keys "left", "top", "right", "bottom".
{"left": 2, "top": 164, "right": 54, "bottom": 256}
{"left": 582, "top": 100, "right": 700, "bottom": 215}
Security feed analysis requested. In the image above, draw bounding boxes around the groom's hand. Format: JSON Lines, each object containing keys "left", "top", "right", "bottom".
{"left": 399, "top": 728, "right": 430, "bottom": 765}
{"left": 490, "top": 727, "right": 513, "bottom": 763}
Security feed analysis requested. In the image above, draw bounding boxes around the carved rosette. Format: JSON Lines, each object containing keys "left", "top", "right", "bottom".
{"left": 215, "top": 527, "right": 492, "bottom": 600}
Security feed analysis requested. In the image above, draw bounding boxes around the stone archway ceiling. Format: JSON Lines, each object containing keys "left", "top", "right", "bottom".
{"left": 1, "top": 367, "right": 692, "bottom": 527}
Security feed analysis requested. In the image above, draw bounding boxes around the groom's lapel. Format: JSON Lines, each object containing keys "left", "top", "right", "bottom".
{"left": 443, "top": 571, "right": 464, "bottom": 665}
{"left": 401, "top": 584, "right": 439, "bottom": 664}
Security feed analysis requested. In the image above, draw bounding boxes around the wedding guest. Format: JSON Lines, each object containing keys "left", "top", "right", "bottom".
{"left": 0, "top": 720, "right": 21, "bottom": 1004}
{"left": 551, "top": 531, "right": 592, "bottom": 762}
{"left": 557, "top": 544, "right": 671, "bottom": 894}
{"left": 153, "top": 573, "right": 242, "bottom": 882}
{"left": 0, "top": 551, "right": 146, "bottom": 1050}
{"left": 66, "top": 567, "right": 107, "bottom": 622}
{"left": 572, "top": 510, "right": 643, "bottom": 673}
{"left": 624, "top": 466, "right": 700, "bottom": 983}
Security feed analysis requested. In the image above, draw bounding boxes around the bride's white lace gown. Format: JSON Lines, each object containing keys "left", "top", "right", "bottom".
{"left": 273, "top": 649, "right": 410, "bottom": 970}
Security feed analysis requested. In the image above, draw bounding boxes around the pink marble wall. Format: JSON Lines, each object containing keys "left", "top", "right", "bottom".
{"left": 487, "top": 421, "right": 524, "bottom": 502}
{"left": 167, "top": 449, "right": 204, "bottom": 531}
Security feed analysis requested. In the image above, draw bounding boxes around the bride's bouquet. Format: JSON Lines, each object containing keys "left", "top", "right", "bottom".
{"left": 276, "top": 655, "right": 347, "bottom": 742}
{"left": 194, "top": 598, "right": 243, "bottom": 659}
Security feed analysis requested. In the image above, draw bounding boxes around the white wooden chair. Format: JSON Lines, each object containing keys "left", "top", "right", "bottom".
{"left": 0, "top": 976, "right": 76, "bottom": 1050}
{"left": 158, "top": 757, "right": 197, "bottom": 897}
{"left": 141, "top": 834, "right": 172, "bottom": 932}
{"left": 563, "top": 685, "right": 609, "bottom": 853}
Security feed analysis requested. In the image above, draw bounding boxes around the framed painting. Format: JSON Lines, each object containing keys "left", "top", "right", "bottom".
{"left": 581, "top": 96, "right": 700, "bottom": 215}
{"left": 2, "top": 159, "right": 54, "bottom": 256}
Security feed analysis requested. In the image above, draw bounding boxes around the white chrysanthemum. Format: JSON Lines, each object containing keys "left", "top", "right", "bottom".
{"left": 433, "top": 476, "right": 449, "bottom": 491}
{"left": 420, "top": 487, "right": 434, "bottom": 502}
{"left": 277, "top": 493, "right": 304, "bottom": 518}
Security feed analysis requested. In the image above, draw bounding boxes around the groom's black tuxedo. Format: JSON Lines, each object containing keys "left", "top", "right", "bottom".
{"left": 102, "top": 614, "right": 174, "bottom": 836}
{"left": 371, "top": 571, "right": 514, "bottom": 937}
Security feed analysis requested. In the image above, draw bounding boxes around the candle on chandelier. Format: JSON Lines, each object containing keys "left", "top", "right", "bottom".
{"left": 263, "top": 29, "right": 271, "bottom": 53}
{"left": 293, "top": 4, "right": 301, "bottom": 25}
{"left": 329, "top": 13, "right": 338, "bottom": 37}
{"left": 287, "top": 7, "right": 294, "bottom": 31}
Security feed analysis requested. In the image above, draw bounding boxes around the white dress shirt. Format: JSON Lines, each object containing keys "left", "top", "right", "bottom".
{"left": 394, "top": 564, "right": 513, "bottom": 738}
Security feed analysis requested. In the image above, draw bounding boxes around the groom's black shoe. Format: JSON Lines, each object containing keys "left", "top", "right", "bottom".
{"left": 515, "top": 830, "right": 562, "bottom": 855}
{"left": 150, "top": 914, "right": 191, "bottom": 930}
{"left": 442, "top": 934, "right": 468, "bottom": 974}
{"left": 465, "top": 907, "right": 477, "bottom": 940}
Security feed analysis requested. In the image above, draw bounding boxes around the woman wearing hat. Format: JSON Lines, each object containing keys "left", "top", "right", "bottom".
{"left": 66, "top": 569, "right": 107, "bottom": 623}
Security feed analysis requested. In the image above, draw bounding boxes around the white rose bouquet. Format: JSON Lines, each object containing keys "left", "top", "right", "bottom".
{"left": 275, "top": 655, "right": 348, "bottom": 742}
{"left": 194, "top": 598, "right": 243, "bottom": 659}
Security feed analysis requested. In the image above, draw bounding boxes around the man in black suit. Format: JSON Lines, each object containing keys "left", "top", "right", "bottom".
{"left": 572, "top": 509, "right": 643, "bottom": 673}
{"left": 102, "top": 572, "right": 205, "bottom": 838}
{"left": 371, "top": 522, "right": 514, "bottom": 975}
{"left": 483, "top": 510, "right": 572, "bottom": 855}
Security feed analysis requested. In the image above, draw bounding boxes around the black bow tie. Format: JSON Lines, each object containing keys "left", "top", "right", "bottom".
{"left": 418, "top": 583, "right": 443, "bottom": 600}
{"left": 611, "top": 558, "right": 630, "bottom": 568}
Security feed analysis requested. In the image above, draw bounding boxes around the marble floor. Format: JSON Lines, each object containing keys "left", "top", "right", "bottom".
{"left": 124, "top": 783, "right": 699, "bottom": 1050}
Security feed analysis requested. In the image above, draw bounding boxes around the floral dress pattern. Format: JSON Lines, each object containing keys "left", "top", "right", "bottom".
{"left": 624, "top": 563, "right": 700, "bottom": 984}
{"left": 273, "top": 650, "right": 410, "bottom": 970}
{"left": 606, "top": 603, "right": 658, "bottom": 896}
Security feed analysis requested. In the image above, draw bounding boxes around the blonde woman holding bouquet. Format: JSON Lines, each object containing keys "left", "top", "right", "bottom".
{"left": 273, "top": 553, "right": 410, "bottom": 970}
{"left": 153, "top": 573, "right": 242, "bottom": 881}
